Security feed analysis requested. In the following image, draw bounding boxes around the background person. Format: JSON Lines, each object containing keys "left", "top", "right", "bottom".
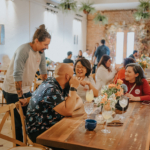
{"left": 96, "top": 55, "right": 119, "bottom": 95}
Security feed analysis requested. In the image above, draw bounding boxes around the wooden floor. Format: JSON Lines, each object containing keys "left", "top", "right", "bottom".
{"left": 0, "top": 92, "right": 13, "bottom": 150}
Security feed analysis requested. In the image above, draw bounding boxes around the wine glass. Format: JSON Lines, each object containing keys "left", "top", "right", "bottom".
{"left": 119, "top": 96, "right": 128, "bottom": 120}
{"left": 101, "top": 106, "right": 112, "bottom": 134}
{"left": 84, "top": 101, "right": 94, "bottom": 119}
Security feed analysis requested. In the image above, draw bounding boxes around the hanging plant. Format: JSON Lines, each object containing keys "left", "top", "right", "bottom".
{"left": 134, "top": 11, "right": 150, "bottom": 21}
{"left": 58, "top": 0, "right": 77, "bottom": 13}
{"left": 138, "top": 0, "right": 150, "bottom": 13}
{"left": 93, "top": 13, "right": 108, "bottom": 25}
{"left": 79, "top": 1, "right": 96, "bottom": 14}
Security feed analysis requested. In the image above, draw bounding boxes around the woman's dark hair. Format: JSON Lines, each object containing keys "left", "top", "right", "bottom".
{"left": 78, "top": 50, "right": 82, "bottom": 56}
{"left": 97, "top": 55, "right": 111, "bottom": 71}
{"left": 125, "top": 63, "right": 145, "bottom": 85}
{"left": 74, "top": 58, "right": 91, "bottom": 77}
{"left": 123, "top": 58, "right": 136, "bottom": 68}
{"left": 32, "top": 24, "right": 51, "bottom": 43}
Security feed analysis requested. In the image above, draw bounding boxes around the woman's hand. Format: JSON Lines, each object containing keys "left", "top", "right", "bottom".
{"left": 125, "top": 93, "right": 141, "bottom": 101}
{"left": 78, "top": 77, "right": 90, "bottom": 87}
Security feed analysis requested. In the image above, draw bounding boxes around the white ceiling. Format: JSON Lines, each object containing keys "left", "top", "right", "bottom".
{"left": 46, "top": 0, "right": 140, "bottom": 10}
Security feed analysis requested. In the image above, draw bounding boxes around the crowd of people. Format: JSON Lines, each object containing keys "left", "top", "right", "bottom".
{"left": 2, "top": 24, "right": 150, "bottom": 149}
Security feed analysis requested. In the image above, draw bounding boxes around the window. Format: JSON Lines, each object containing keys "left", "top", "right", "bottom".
{"left": 116, "top": 32, "right": 124, "bottom": 64}
{"left": 116, "top": 32, "right": 135, "bottom": 64}
{"left": 127, "top": 32, "right": 135, "bottom": 57}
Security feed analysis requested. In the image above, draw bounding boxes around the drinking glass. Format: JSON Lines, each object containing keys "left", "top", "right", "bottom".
{"left": 119, "top": 96, "right": 128, "bottom": 120}
{"left": 101, "top": 106, "right": 112, "bottom": 134}
{"left": 86, "top": 90, "right": 94, "bottom": 102}
{"left": 84, "top": 101, "right": 94, "bottom": 119}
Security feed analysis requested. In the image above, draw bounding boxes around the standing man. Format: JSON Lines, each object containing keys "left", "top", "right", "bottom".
{"left": 2, "top": 24, "right": 51, "bottom": 143}
{"left": 129, "top": 50, "right": 138, "bottom": 60}
{"left": 93, "top": 39, "right": 110, "bottom": 65}
{"left": 63, "top": 51, "right": 74, "bottom": 64}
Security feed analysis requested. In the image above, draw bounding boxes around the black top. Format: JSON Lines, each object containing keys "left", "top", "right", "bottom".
{"left": 129, "top": 54, "right": 135, "bottom": 59}
{"left": 63, "top": 58, "right": 74, "bottom": 64}
{"left": 95, "top": 45, "right": 110, "bottom": 63}
{"left": 26, "top": 77, "right": 68, "bottom": 134}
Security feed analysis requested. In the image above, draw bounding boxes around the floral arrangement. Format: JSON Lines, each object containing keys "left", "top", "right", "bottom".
{"left": 94, "top": 79, "right": 124, "bottom": 110}
{"left": 136, "top": 54, "right": 149, "bottom": 69}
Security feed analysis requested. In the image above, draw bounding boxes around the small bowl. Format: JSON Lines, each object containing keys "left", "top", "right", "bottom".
{"left": 85, "top": 119, "right": 97, "bottom": 131}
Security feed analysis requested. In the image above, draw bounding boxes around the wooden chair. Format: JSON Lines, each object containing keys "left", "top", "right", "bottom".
{"left": 33, "top": 71, "right": 43, "bottom": 91}
{"left": 0, "top": 103, "right": 46, "bottom": 150}
{"left": 90, "top": 73, "right": 95, "bottom": 81}
{"left": 68, "top": 63, "right": 74, "bottom": 67}
{"left": 0, "top": 70, "right": 7, "bottom": 106}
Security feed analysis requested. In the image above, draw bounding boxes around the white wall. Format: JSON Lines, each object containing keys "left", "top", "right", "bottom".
{"left": 0, "top": 0, "right": 87, "bottom": 63}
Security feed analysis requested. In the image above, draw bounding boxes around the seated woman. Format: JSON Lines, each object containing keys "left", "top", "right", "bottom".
{"left": 123, "top": 63, "right": 150, "bottom": 101}
{"left": 114, "top": 58, "right": 135, "bottom": 83}
{"left": 96, "top": 55, "right": 119, "bottom": 94}
{"left": 74, "top": 58, "right": 98, "bottom": 102}
{"left": 76, "top": 50, "right": 85, "bottom": 60}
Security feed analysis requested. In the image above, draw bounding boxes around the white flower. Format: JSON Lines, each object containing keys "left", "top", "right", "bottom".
{"left": 94, "top": 95, "right": 103, "bottom": 105}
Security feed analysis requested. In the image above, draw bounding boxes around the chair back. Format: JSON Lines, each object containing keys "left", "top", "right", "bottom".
{"left": 68, "top": 63, "right": 74, "bottom": 67}
{"left": 90, "top": 73, "right": 95, "bottom": 81}
{"left": 0, "top": 103, "right": 27, "bottom": 147}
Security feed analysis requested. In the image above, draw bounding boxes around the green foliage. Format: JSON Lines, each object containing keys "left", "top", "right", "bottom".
{"left": 93, "top": 13, "right": 108, "bottom": 25}
{"left": 134, "top": 0, "right": 150, "bottom": 21}
{"left": 58, "top": 0, "right": 77, "bottom": 13}
{"left": 79, "top": 1, "right": 96, "bottom": 14}
{"left": 134, "top": 11, "right": 150, "bottom": 21}
{"left": 139, "top": 0, "right": 150, "bottom": 11}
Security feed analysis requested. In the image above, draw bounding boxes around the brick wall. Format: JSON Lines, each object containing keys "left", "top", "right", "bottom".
{"left": 86, "top": 10, "right": 150, "bottom": 58}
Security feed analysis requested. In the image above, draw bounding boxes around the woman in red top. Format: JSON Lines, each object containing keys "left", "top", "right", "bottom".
{"left": 123, "top": 63, "right": 150, "bottom": 101}
{"left": 114, "top": 58, "right": 135, "bottom": 83}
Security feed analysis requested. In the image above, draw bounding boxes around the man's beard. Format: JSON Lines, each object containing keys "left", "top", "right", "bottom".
{"left": 39, "top": 49, "right": 46, "bottom": 54}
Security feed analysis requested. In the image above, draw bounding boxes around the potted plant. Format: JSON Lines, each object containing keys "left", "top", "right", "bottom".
{"left": 58, "top": 0, "right": 77, "bottom": 13}
{"left": 134, "top": 11, "right": 150, "bottom": 21}
{"left": 93, "top": 13, "right": 108, "bottom": 25}
{"left": 138, "top": 0, "right": 150, "bottom": 13}
{"left": 79, "top": 1, "right": 96, "bottom": 14}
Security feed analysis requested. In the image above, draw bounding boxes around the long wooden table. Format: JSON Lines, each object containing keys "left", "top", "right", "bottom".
{"left": 37, "top": 102, "right": 150, "bottom": 150}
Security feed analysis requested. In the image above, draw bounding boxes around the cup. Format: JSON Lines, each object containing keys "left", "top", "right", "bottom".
{"left": 85, "top": 119, "right": 97, "bottom": 131}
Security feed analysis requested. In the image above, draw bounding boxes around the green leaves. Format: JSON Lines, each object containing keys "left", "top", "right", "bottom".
{"left": 93, "top": 13, "right": 108, "bottom": 25}
{"left": 79, "top": 1, "right": 96, "bottom": 14}
{"left": 58, "top": 0, "right": 77, "bottom": 13}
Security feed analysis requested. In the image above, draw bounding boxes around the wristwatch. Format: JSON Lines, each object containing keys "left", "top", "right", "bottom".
{"left": 70, "top": 87, "right": 77, "bottom": 92}
{"left": 18, "top": 95, "right": 24, "bottom": 99}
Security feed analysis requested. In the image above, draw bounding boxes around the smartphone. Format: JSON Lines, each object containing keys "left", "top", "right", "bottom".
{"left": 142, "top": 101, "right": 150, "bottom": 105}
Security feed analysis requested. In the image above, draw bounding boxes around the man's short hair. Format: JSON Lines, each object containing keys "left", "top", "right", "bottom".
{"left": 67, "top": 51, "right": 72, "bottom": 56}
{"left": 101, "top": 39, "right": 105, "bottom": 45}
{"left": 133, "top": 50, "right": 138, "bottom": 54}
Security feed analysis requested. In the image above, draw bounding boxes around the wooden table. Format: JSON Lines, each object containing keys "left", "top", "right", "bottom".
{"left": 37, "top": 102, "right": 150, "bottom": 150}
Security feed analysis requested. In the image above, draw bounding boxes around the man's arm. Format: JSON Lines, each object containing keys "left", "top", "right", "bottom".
{"left": 39, "top": 53, "right": 47, "bottom": 80}
{"left": 41, "top": 74, "right": 47, "bottom": 81}
{"left": 15, "top": 81, "right": 23, "bottom": 97}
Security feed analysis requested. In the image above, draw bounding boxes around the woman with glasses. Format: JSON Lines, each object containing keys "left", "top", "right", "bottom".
{"left": 123, "top": 63, "right": 150, "bottom": 101}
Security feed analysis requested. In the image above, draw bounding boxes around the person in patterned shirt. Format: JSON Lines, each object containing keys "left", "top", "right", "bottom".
{"left": 26, "top": 63, "right": 83, "bottom": 145}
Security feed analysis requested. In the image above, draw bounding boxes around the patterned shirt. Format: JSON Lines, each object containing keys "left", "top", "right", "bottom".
{"left": 26, "top": 77, "right": 66, "bottom": 134}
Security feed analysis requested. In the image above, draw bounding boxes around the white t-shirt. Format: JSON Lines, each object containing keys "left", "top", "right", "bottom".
{"left": 95, "top": 65, "right": 117, "bottom": 95}
{"left": 77, "top": 76, "right": 96, "bottom": 102}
